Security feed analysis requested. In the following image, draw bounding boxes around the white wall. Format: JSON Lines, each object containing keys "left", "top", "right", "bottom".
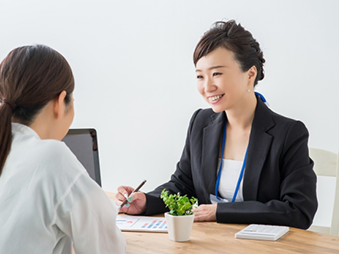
{"left": 1, "top": 0, "right": 338, "bottom": 227}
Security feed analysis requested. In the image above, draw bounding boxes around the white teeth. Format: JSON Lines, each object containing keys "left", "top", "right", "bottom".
{"left": 209, "top": 95, "right": 223, "bottom": 102}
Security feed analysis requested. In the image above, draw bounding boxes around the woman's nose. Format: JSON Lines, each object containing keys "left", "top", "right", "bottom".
{"left": 204, "top": 78, "right": 216, "bottom": 93}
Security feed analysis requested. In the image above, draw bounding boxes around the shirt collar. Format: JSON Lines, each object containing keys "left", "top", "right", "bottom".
{"left": 11, "top": 122, "right": 41, "bottom": 140}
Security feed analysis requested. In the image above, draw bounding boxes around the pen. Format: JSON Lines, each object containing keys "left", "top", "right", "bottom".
{"left": 120, "top": 180, "right": 147, "bottom": 208}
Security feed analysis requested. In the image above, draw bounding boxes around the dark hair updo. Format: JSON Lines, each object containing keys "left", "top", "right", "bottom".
{"left": 193, "top": 20, "right": 265, "bottom": 86}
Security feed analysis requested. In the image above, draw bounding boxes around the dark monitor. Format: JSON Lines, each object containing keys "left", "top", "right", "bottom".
{"left": 62, "top": 128, "right": 101, "bottom": 186}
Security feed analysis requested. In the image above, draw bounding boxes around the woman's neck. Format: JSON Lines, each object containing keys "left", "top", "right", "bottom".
{"left": 225, "top": 93, "right": 257, "bottom": 130}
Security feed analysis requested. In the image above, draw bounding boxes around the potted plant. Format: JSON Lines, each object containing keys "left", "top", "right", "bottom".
{"left": 161, "top": 189, "right": 198, "bottom": 242}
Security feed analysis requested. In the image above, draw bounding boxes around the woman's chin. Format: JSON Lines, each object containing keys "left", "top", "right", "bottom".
{"left": 210, "top": 106, "right": 225, "bottom": 113}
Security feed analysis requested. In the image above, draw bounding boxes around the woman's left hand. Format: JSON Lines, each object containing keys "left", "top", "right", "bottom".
{"left": 192, "top": 204, "right": 217, "bottom": 222}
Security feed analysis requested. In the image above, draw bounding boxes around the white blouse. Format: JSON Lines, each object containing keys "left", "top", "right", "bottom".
{"left": 0, "top": 123, "right": 126, "bottom": 254}
{"left": 217, "top": 159, "right": 244, "bottom": 202}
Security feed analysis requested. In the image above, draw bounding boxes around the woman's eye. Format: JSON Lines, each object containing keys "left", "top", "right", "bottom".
{"left": 196, "top": 75, "right": 203, "bottom": 79}
{"left": 213, "top": 72, "right": 222, "bottom": 76}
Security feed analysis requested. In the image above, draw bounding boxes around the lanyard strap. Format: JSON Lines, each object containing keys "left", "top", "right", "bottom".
{"left": 214, "top": 92, "right": 266, "bottom": 201}
{"left": 215, "top": 121, "right": 249, "bottom": 202}
{"left": 215, "top": 121, "right": 227, "bottom": 200}
{"left": 232, "top": 146, "right": 248, "bottom": 202}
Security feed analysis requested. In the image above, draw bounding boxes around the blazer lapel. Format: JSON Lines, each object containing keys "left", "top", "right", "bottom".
{"left": 243, "top": 99, "right": 275, "bottom": 200}
{"left": 201, "top": 112, "right": 225, "bottom": 199}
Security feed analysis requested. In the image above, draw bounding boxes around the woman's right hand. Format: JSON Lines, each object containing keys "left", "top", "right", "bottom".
{"left": 115, "top": 185, "right": 147, "bottom": 214}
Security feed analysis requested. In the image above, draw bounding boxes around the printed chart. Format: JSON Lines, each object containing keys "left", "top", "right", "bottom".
{"left": 116, "top": 215, "right": 168, "bottom": 232}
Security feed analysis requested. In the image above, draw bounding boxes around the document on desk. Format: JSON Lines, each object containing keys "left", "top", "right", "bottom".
{"left": 116, "top": 215, "right": 168, "bottom": 232}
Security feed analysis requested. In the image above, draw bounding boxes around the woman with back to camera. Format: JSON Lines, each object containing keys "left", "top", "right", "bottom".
{"left": 116, "top": 20, "right": 318, "bottom": 229}
{"left": 0, "top": 45, "right": 126, "bottom": 253}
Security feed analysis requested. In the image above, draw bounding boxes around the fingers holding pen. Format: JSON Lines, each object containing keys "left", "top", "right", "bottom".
{"left": 115, "top": 186, "right": 134, "bottom": 202}
{"left": 115, "top": 186, "right": 133, "bottom": 212}
{"left": 115, "top": 185, "right": 147, "bottom": 214}
{"left": 118, "top": 192, "right": 147, "bottom": 214}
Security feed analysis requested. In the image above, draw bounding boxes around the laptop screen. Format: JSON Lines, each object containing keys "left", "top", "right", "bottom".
{"left": 62, "top": 128, "right": 102, "bottom": 186}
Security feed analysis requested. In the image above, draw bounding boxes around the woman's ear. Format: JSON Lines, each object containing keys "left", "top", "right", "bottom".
{"left": 53, "top": 91, "right": 67, "bottom": 119}
{"left": 248, "top": 66, "right": 257, "bottom": 83}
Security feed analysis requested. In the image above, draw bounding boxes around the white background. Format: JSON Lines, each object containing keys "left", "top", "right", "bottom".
{"left": 1, "top": 0, "right": 338, "bottom": 227}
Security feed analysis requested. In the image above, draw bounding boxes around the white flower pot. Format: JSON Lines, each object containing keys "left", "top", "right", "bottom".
{"left": 165, "top": 212, "right": 194, "bottom": 242}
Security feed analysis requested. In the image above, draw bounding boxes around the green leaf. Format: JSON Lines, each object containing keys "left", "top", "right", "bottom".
{"left": 161, "top": 189, "right": 198, "bottom": 216}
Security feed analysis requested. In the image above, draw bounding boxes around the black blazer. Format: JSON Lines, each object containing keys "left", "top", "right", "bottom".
{"left": 145, "top": 97, "right": 318, "bottom": 229}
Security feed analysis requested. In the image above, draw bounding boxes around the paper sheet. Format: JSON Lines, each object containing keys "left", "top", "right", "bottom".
{"left": 116, "top": 215, "right": 168, "bottom": 232}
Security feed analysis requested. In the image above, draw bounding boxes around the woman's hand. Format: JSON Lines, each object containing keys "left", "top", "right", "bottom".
{"left": 192, "top": 204, "right": 217, "bottom": 222}
{"left": 115, "top": 185, "right": 147, "bottom": 214}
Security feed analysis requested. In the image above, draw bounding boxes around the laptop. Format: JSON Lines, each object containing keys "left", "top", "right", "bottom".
{"left": 62, "top": 128, "right": 102, "bottom": 186}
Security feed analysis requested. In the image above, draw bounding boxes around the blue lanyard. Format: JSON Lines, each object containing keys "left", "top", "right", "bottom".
{"left": 254, "top": 92, "right": 266, "bottom": 103}
{"left": 215, "top": 121, "right": 249, "bottom": 202}
{"left": 214, "top": 92, "right": 266, "bottom": 202}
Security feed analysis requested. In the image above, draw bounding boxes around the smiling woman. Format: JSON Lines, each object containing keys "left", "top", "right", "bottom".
{"left": 115, "top": 20, "right": 317, "bottom": 230}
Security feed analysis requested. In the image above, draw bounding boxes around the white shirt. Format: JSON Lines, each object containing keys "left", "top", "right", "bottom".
{"left": 0, "top": 123, "right": 126, "bottom": 254}
{"left": 217, "top": 159, "right": 244, "bottom": 202}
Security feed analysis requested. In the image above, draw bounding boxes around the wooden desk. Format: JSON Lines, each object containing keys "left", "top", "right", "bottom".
{"left": 106, "top": 192, "right": 339, "bottom": 254}
{"left": 122, "top": 222, "right": 339, "bottom": 254}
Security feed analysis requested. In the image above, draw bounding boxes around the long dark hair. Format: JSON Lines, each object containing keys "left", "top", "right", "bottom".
{"left": 0, "top": 45, "right": 74, "bottom": 174}
{"left": 193, "top": 20, "right": 265, "bottom": 86}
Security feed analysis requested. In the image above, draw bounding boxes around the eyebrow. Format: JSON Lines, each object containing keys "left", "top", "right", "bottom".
{"left": 195, "top": 65, "right": 226, "bottom": 72}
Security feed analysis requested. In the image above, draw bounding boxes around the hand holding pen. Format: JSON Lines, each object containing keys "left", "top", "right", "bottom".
{"left": 116, "top": 180, "right": 147, "bottom": 214}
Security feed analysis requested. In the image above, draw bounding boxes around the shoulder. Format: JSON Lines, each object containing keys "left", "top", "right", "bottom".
{"left": 39, "top": 139, "right": 79, "bottom": 162}
{"left": 257, "top": 106, "right": 310, "bottom": 152}
{"left": 254, "top": 99, "right": 308, "bottom": 136}
{"left": 33, "top": 140, "right": 89, "bottom": 199}
{"left": 269, "top": 109, "right": 309, "bottom": 136}
{"left": 31, "top": 139, "right": 86, "bottom": 178}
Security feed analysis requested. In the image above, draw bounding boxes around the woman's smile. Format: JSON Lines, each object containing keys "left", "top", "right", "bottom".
{"left": 208, "top": 94, "right": 224, "bottom": 103}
